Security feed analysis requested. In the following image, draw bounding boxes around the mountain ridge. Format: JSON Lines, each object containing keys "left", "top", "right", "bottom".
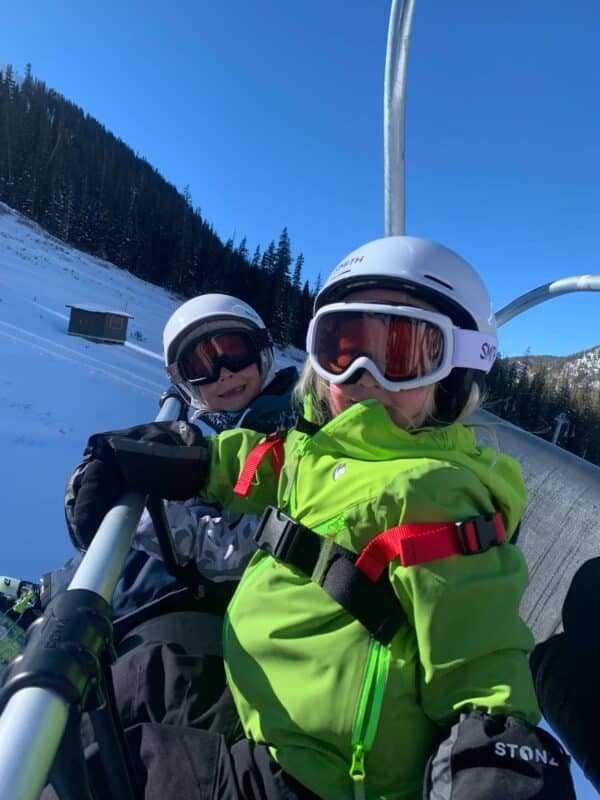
{"left": 501, "top": 345, "right": 600, "bottom": 391}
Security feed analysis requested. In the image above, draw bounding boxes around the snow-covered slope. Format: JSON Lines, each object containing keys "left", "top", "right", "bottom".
{"left": 0, "top": 201, "right": 304, "bottom": 579}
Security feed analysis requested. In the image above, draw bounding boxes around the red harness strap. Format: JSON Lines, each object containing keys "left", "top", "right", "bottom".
{"left": 355, "top": 513, "right": 506, "bottom": 582}
{"left": 233, "top": 434, "right": 285, "bottom": 497}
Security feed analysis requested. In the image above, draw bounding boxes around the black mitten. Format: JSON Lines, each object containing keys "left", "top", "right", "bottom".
{"left": 65, "top": 421, "right": 209, "bottom": 549}
{"left": 423, "top": 712, "right": 575, "bottom": 799}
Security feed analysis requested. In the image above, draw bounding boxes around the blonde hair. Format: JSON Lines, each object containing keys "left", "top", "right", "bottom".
{"left": 294, "top": 360, "right": 333, "bottom": 426}
{"left": 455, "top": 382, "right": 482, "bottom": 422}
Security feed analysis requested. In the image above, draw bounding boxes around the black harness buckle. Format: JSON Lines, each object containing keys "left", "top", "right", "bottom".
{"left": 455, "top": 514, "right": 501, "bottom": 555}
{"left": 253, "top": 506, "right": 405, "bottom": 644}
{"left": 254, "top": 506, "right": 306, "bottom": 562}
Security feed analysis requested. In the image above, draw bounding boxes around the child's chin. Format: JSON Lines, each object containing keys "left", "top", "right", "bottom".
{"left": 385, "top": 406, "right": 417, "bottom": 430}
{"left": 222, "top": 394, "right": 252, "bottom": 412}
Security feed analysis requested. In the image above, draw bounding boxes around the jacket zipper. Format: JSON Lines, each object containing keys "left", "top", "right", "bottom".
{"left": 349, "top": 639, "right": 391, "bottom": 800}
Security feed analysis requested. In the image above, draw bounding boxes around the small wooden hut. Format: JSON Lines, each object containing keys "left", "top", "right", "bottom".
{"left": 66, "top": 304, "right": 133, "bottom": 344}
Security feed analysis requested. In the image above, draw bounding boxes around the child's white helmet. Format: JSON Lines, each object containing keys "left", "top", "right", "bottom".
{"left": 163, "top": 293, "right": 274, "bottom": 408}
{"left": 314, "top": 236, "right": 497, "bottom": 422}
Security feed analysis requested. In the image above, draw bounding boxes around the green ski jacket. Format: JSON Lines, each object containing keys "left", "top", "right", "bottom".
{"left": 202, "top": 399, "right": 539, "bottom": 800}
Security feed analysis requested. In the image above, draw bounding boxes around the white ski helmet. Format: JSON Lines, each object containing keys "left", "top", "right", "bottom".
{"left": 163, "top": 293, "right": 275, "bottom": 408}
{"left": 313, "top": 236, "right": 498, "bottom": 422}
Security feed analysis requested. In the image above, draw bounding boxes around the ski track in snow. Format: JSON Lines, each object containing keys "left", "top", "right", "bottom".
{"left": 125, "top": 341, "right": 163, "bottom": 361}
{"left": 0, "top": 319, "right": 164, "bottom": 396}
{"left": 28, "top": 301, "right": 69, "bottom": 322}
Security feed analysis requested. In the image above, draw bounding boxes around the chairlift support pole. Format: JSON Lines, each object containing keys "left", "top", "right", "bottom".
{"left": 552, "top": 412, "right": 570, "bottom": 445}
{"left": 384, "top": 0, "right": 416, "bottom": 236}
{"left": 0, "top": 395, "right": 183, "bottom": 800}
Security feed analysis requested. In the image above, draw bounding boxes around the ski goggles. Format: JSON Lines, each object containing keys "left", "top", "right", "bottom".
{"left": 306, "top": 303, "right": 498, "bottom": 391}
{"left": 166, "top": 328, "right": 270, "bottom": 386}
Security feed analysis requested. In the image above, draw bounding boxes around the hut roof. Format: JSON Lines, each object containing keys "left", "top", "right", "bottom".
{"left": 66, "top": 304, "right": 134, "bottom": 319}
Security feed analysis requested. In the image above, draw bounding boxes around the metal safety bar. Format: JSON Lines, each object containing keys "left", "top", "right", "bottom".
{"left": 0, "top": 394, "right": 183, "bottom": 800}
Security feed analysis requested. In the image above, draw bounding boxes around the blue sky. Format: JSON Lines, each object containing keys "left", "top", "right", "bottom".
{"left": 2, "top": 0, "right": 599, "bottom": 358}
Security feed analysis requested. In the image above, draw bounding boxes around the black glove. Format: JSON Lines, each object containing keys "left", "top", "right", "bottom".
{"left": 423, "top": 712, "right": 575, "bottom": 799}
{"left": 65, "top": 421, "right": 209, "bottom": 549}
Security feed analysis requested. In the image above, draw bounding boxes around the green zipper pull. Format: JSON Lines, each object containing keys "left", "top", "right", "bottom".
{"left": 350, "top": 744, "right": 366, "bottom": 800}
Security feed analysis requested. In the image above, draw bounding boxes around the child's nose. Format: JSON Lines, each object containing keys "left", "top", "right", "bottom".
{"left": 355, "top": 367, "right": 380, "bottom": 388}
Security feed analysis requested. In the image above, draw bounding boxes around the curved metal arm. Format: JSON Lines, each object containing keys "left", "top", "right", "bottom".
{"left": 384, "top": 0, "right": 416, "bottom": 236}
{"left": 496, "top": 274, "right": 600, "bottom": 327}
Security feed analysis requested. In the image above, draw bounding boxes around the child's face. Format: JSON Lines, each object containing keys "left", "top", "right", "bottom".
{"left": 198, "top": 362, "right": 262, "bottom": 412}
{"left": 326, "top": 288, "right": 437, "bottom": 430}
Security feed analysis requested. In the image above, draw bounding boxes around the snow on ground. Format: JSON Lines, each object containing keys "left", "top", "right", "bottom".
{"left": 0, "top": 202, "right": 594, "bottom": 797}
{"left": 0, "top": 201, "right": 304, "bottom": 580}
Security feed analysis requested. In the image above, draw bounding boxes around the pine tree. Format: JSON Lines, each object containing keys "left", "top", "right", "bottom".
{"left": 250, "top": 245, "right": 261, "bottom": 269}
{"left": 289, "top": 253, "right": 305, "bottom": 346}
{"left": 527, "top": 366, "right": 550, "bottom": 434}
{"left": 236, "top": 237, "right": 249, "bottom": 262}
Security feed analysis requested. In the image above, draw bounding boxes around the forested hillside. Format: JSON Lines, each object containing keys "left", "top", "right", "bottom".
{"left": 486, "top": 350, "right": 600, "bottom": 465}
{"left": 0, "top": 65, "right": 313, "bottom": 347}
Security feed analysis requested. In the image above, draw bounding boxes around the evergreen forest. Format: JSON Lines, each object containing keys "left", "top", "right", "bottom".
{"left": 0, "top": 65, "right": 313, "bottom": 348}
{"left": 486, "top": 357, "right": 600, "bottom": 466}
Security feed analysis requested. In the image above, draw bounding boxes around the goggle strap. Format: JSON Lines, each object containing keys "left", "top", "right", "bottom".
{"left": 165, "top": 362, "right": 183, "bottom": 383}
{"left": 452, "top": 329, "right": 498, "bottom": 373}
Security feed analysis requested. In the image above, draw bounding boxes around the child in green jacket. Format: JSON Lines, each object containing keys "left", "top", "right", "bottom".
{"left": 62, "top": 236, "right": 575, "bottom": 800}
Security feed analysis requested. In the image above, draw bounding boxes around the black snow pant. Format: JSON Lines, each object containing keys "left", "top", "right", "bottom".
{"left": 43, "top": 608, "right": 317, "bottom": 799}
{"left": 83, "top": 725, "right": 319, "bottom": 799}
{"left": 100, "top": 609, "right": 242, "bottom": 742}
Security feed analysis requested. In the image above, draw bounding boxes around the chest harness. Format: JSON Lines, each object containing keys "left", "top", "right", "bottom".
{"left": 233, "top": 430, "right": 506, "bottom": 645}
